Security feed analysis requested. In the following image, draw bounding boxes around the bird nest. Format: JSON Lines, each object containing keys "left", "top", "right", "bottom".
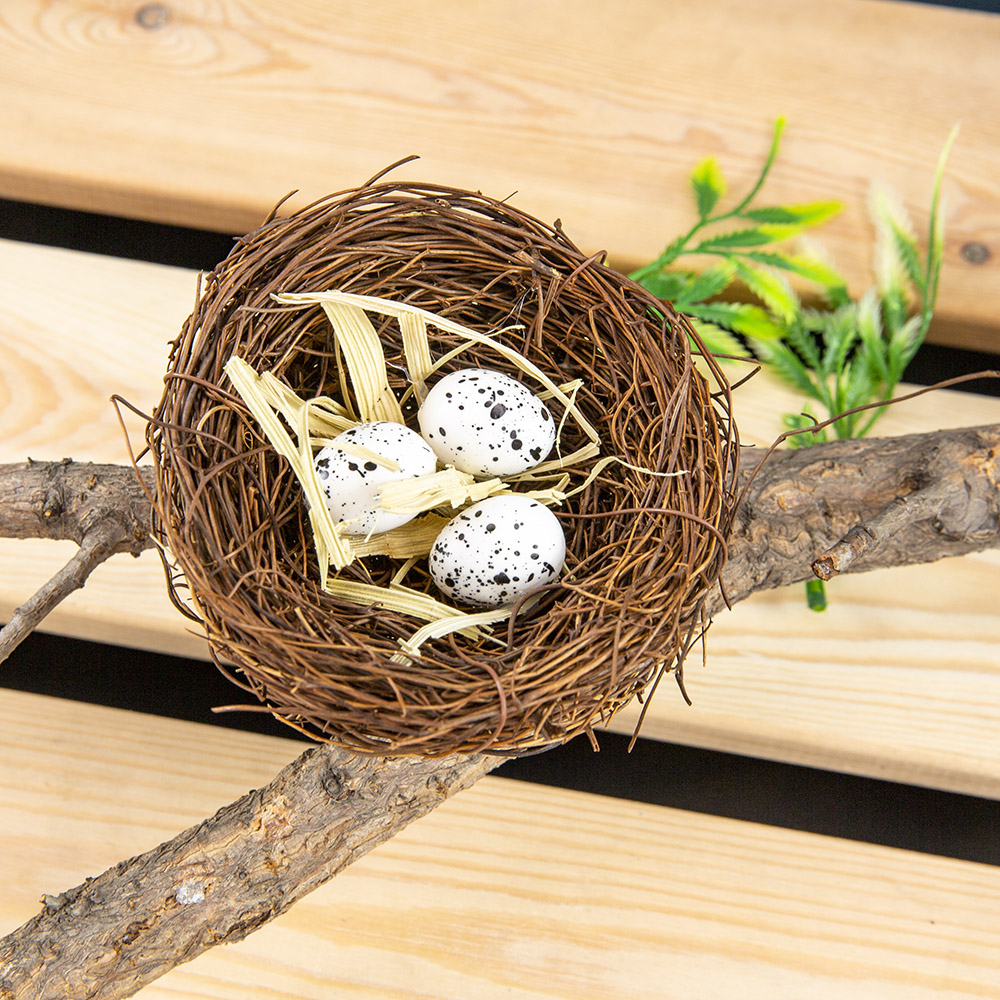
{"left": 147, "top": 173, "right": 739, "bottom": 756}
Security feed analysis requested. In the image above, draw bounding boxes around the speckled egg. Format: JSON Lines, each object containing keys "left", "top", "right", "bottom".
{"left": 428, "top": 495, "right": 566, "bottom": 608}
{"left": 314, "top": 421, "right": 437, "bottom": 535}
{"left": 417, "top": 368, "right": 556, "bottom": 477}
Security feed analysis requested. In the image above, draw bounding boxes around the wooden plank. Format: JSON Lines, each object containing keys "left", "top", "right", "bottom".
{"left": 3, "top": 688, "right": 1000, "bottom": 1000}
{"left": 0, "top": 1, "right": 998, "bottom": 350}
{"left": 2, "top": 239, "right": 1000, "bottom": 795}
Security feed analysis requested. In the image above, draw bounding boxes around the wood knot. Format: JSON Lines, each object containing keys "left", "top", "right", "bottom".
{"left": 321, "top": 769, "right": 348, "bottom": 800}
{"left": 135, "top": 2, "right": 171, "bottom": 29}
{"left": 42, "top": 491, "right": 63, "bottom": 519}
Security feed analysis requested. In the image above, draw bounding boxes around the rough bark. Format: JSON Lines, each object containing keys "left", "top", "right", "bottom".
{"left": 0, "top": 422, "right": 998, "bottom": 999}
{"left": 0, "top": 748, "right": 499, "bottom": 1000}
{"left": 719, "top": 422, "right": 1000, "bottom": 606}
{"left": 0, "top": 460, "right": 152, "bottom": 551}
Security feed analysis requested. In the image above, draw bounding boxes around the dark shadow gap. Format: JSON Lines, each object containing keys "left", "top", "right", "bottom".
{"left": 3, "top": 629, "right": 998, "bottom": 867}
{"left": 2, "top": 196, "right": 996, "bottom": 395}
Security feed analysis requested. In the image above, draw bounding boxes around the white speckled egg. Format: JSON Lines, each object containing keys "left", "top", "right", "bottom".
{"left": 417, "top": 368, "right": 556, "bottom": 477}
{"left": 428, "top": 495, "right": 566, "bottom": 607}
{"left": 314, "top": 421, "right": 436, "bottom": 535}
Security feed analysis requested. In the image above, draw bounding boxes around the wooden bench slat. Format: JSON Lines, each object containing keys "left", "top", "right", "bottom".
{"left": 3, "top": 688, "right": 1000, "bottom": 999}
{"left": 0, "top": 1, "right": 998, "bottom": 350}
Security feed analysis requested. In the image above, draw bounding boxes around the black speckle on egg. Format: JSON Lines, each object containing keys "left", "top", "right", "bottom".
{"left": 493, "top": 572, "right": 510, "bottom": 584}
{"left": 364, "top": 461, "right": 377, "bottom": 472}
{"left": 438, "top": 426, "right": 446, "bottom": 437}
{"left": 486, "top": 523, "right": 496, "bottom": 532}
{"left": 511, "top": 439, "right": 523, "bottom": 450}
{"left": 529, "top": 447, "right": 542, "bottom": 461}
{"left": 490, "top": 404, "right": 507, "bottom": 419}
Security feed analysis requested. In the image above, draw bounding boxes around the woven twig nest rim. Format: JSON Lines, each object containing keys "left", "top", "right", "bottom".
{"left": 148, "top": 172, "right": 739, "bottom": 756}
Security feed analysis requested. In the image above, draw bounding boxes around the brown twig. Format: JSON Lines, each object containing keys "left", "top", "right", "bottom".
{"left": 0, "top": 519, "right": 127, "bottom": 664}
{"left": 812, "top": 481, "right": 953, "bottom": 580}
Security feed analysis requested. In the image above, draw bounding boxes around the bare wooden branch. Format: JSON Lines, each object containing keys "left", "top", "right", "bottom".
{"left": 0, "top": 519, "right": 127, "bottom": 663}
{"left": 0, "top": 745, "right": 500, "bottom": 1000}
{"left": 0, "top": 460, "right": 152, "bottom": 549}
{"left": 0, "top": 422, "right": 998, "bottom": 999}
{"left": 811, "top": 480, "right": 954, "bottom": 580}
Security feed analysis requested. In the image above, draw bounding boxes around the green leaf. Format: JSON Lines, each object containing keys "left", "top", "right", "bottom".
{"left": 732, "top": 260, "right": 801, "bottom": 324}
{"left": 691, "top": 157, "right": 727, "bottom": 220}
{"left": 855, "top": 288, "right": 890, "bottom": 385}
{"left": 688, "top": 320, "right": 746, "bottom": 358}
{"left": 740, "top": 201, "right": 842, "bottom": 226}
{"left": 805, "top": 579, "right": 828, "bottom": 611}
{"left": 683, "top": 301, "right": 787, "bottom": 341}
{"left": 694, "top": 224, "right": 806, "bottom": 253}
{"left": 843, "top": 353, "right": 877, "bottom": 412}
{"left": 638, "top": 270, "right": 693, "bottom": 303}
{"left": 926, "top": 124, "right": 959, "bottom": 295}
{"left": 819, "top": 305, "right": 860, "bottom": 377}
{"left": 738, "top": 250, "right": 848, "bottom": 297}
{"left": 675, "top": 260, "right": 737, "bottom": 305}
{"left": 889, "top": 220, "right": 925, "bottom": 290}
{"left": 881, "top": 286, "right": 908, "bottom": 339}
{"left": 888, "top": 314, "right": 924, "bottom": 381}
{"left": 782, "top": 410, "right": 828, "bottom": 449}
{"left": 753, "top": 338, "right": 822, "bottom": 398}
{"left": 781, "top": 316, "right": 822, "bottom": 371}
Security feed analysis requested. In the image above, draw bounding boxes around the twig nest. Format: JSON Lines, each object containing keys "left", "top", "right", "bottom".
{"left": 148, "top": 172, "right": 739, "bottom": 756}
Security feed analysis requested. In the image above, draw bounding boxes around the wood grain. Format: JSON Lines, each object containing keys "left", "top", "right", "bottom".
{"left": 2, "top": 238, "right": 999, "bottom": 794}
{"left": 2, "top": 688, "right": 1000, "bottom": 1000}
{"left": 0, "top": 1, "right": 998, "bottom": 350}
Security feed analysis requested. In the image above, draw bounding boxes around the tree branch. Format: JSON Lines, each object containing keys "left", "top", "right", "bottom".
{"left": 0, "top": 519, "right": 128, "bottom": 663}
{"left": 0, "top": 745, "right": 500, "bottom": 1000}
{"left": 0, "top": 423, "right": 997, "bottom": 999}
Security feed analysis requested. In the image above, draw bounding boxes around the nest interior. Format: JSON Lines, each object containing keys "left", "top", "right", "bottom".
{"left": 148, "top": 175, "right": 738, "bottom": 756}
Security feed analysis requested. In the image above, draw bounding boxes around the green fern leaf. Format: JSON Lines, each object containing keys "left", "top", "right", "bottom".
{"left": 676, "top": 261, "right": 737, "bottom": 306}
{"left": 819, "top": 305, "right": 860, "bottom": 377}
{"left": 855, "top": 289, "right": 890, "bottom": 384}
{"left": 694, "top": 228, "right": 781, "bottom": 251}
{"left": 733, "top": 260, "right": 801, "bottom": 324}
{"left": 753, "top": 339, "right": 821, "bottom": 398}
{"left": 888, "top": 315, "right": 924, "bottom": 382}
{"left": 683, "top": 301, "right": 786, "bottom": 341}
{"left": 781, "top": 317, "right": 822, "bottom": 371}
{"left": 890, "top": 221, "right": 925, "bottom": 290}
{"left": 689, "top": 320, "right": 746, "bottom": 358}
{"left": 741, "top": 201, "right": 842, "bottom": 226}
{"left": 638, "top": 270, "right": 692, "bottom": 303}
{"left": 691, "top": 157, "right": 727, "bottom": 220}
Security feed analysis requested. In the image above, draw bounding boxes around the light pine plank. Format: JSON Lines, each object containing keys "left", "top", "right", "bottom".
{"left": 0, "top": 1, "right": 998, "bottom": 350}
{"left": 1, "top": 239, "right": 1000, "bottom": 795}
{"left": 2, "top": 688, "right": 1000, "bottom": 1000}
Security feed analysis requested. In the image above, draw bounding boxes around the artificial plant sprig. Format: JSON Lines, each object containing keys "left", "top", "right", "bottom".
{"left": 755, "top": 127, "right": 957, "bottom": 610}
{"left": 629, "top": 117, "right": 845, "bottom": 355}
{"left": 753, "top": 126, "right": 958, "bottom": 447}
{"left": 633, "top": 121, "right": 958, "bottom": 611}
